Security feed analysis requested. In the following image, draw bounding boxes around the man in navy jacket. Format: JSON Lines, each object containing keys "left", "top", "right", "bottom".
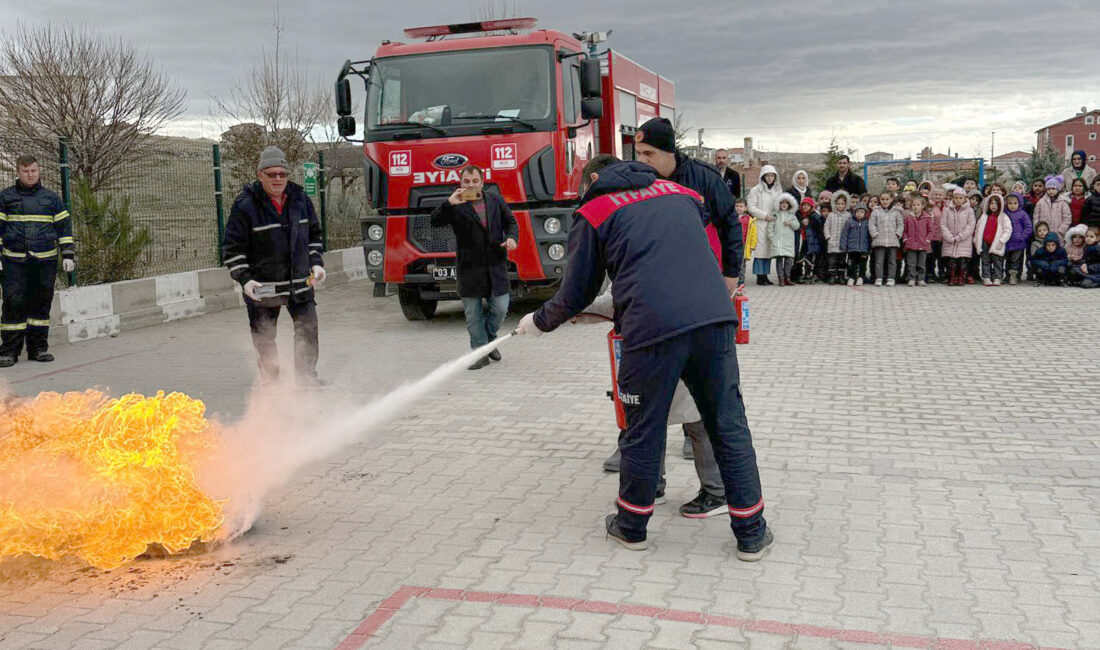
{"left": 223, "top": 146, "right": 326, "bottom": 386}
{"left": 516, "top": 156, "right": 773, "bottom": 561}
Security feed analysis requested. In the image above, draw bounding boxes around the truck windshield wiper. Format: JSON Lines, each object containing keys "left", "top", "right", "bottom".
{"left": 453, "top": 115, "right": 538, "bottom": 131}
{"left": 375, "top": 121, "right": 447, "bottom": 136}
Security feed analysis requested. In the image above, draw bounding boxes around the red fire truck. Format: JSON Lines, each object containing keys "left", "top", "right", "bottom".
{"left": 335, "top": 18, "right": 675, "bottom": 320}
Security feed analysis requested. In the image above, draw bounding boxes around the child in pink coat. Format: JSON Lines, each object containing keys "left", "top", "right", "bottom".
{"left": 903, "top": 195, "right": 935, "bottom": 286}
{"left": 1033, "top": 175, "right": 1072, "bottom": 243}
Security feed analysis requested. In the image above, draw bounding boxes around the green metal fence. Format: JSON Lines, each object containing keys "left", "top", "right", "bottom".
{"left": 0, "top": 136, "right": 366, "bottom": 285}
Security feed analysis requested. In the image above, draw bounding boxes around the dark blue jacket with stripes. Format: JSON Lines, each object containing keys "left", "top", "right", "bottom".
{"left": 0, "top": 182, "right": 74, "bottom": 262}
{"left": 223, "top": 181, "right": 323, "bottom": 303}
{"left": 533, "top": 161, "right": 736, "bottom": 352}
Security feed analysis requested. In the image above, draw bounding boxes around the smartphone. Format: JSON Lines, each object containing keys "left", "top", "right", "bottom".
{"left": 254, "top": 284, "right": 276, "bottom": 297}
{"left": 460, "top": 189, "right": 482, "bottom": 202}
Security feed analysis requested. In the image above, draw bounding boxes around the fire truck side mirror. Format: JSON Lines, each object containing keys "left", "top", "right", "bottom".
{"left": 581, "top": 97, "right": 603, "bottom": 120}
{"left": 580, "top": 58, "right": 602, "bottom": 98}
{"left": 338, "top": 116, "right": 357, "bottom": 138}
{"left": 335, "top": 79, "right": 353, "bottom": 117}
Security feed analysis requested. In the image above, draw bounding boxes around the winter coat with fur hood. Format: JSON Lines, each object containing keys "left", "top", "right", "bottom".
{"left": 973, "top": 196, "right": 1013, "bottom": 257}
{"left": 1065, "top": 224, "right": 1089, "bottom": 262}
{"left": 869, "top": 203, "right": 905, "bottom": 247}
{"left": 746, "top": 164, "right": 783, "bottom": 259}
{"left": 1033, "top": 193, "right": 1072, "bottom": 242}
{"left": 940, "top": 201, "right": 976, "bottom": 258}
{"left": 823, "top": 191, "right": 851, "bottom": 253}
{"left": 766, "top": 193, "right": 800, "bottom": 258}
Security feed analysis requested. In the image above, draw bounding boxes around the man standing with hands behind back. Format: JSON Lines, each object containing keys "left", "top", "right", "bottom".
{"left": 430, "top": 164, "right": 518, "bottom": 370}
{"left": 223, "top": 146, "right": 326, "bottom": 387}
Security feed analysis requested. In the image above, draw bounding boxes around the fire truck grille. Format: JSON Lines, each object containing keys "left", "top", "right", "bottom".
{"left": 408, "top": 216, "right": 456, "bottom": 253}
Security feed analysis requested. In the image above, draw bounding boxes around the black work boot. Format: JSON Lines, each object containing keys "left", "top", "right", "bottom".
{"left": 28, "top": 350, "right": 54, "bottom": 363}
{"left": 605, "top": 514, "right": 648, "bottom": 551}
{"left": 0, "top": 355, "right": 16, "bottom": 368}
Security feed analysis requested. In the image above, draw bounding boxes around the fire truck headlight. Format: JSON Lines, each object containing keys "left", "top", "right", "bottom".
{"left": 367, "top": 250, "right": 384, "bottom": 266}
{"left": 548, "top": 244, "right": 566, "bottom": 261}
{"left": 367, "top": 225, "right": 384, "bottom": 241}
{"left": 543, "top": 217, "right": 561, "bottom": 235}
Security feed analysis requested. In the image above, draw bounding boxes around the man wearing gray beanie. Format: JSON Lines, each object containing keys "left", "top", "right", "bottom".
{"left": 222, "top": 145, "right": 327, "bottom": 387}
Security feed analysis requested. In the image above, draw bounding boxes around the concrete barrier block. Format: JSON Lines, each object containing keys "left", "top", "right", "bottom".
{"left": 321, "top": 250, "right": 345, "bottom": 274}
{"left": 111, "top": 278, "right": 158, "bottom": 315}
{"left": 58, "top": 284, "right": 113, "bottom": 324}
{"left": 67, "top": 314, "right": 120, "bottom": 342}
{"left": 50, "top": 293, "right": 62, "bottom": 326}
{"left": 163, "top": 298, "right": 206, "bottom": 321}
{"left": 155, "top": 272, "right": 200, "bottom": 306}
{"left": 118, "top": 307, "right": 167, "bottom": 332}
{"left": 343, "top": 248, "right": 367, "bottom": 281}
{"left": 197, "top": 267, "right": 235, "bottom": 297}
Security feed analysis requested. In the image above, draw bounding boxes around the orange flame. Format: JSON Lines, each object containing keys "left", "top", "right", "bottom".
{"left": 0, "top": 390, "right": 225, "bottom": 570}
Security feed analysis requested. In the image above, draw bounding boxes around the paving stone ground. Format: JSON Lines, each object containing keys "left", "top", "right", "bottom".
{"left": 0, "top": 281, "right": 1097, "bottom": 650}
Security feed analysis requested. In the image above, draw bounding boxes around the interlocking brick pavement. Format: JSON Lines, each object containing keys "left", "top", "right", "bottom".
{"left": 0, "top": 281, "right": 1097, "bottom": 649}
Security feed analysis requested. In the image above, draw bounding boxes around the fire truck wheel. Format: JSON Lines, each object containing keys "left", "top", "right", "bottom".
{"left": 398, "top": 287, "right": 438, "bottom": 321}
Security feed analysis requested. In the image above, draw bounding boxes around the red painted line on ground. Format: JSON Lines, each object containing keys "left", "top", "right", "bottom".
{"left": 9, "top": 351, "right": 144, "bottom": 384}
{"left": 335, "top": 585, "right": 1064, "bottom": 650}
{"left": 333, "top": 585, "right": 427, "bottom": 650}
{"left": 850, "top": 285, "right": 879, "bottom": 295}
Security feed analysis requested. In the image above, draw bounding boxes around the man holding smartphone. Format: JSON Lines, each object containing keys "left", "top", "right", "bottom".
{"left": 223, "top": 146, "right": 326, "bottom": 387}
{"left": 430, "top": 165, "right": 518, "bottom": 369}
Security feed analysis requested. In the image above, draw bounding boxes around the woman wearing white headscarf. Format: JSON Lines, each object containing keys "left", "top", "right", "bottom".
{"left": 787, "top": 170, "right": 812, "bottom": 282}
{"left": 746, "top": 165, "right": 783, "bottom": 284}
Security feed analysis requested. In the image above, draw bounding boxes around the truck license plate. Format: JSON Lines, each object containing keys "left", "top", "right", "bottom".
{"left": 433, "top": 266, "right": 457, "bottom": 280}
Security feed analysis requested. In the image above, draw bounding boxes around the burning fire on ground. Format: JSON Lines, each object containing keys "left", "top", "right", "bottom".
{"left": 0, "top": 336, "right": 511, "bottom": 572}
{"left": 0, "top": 390, "right": 226, "bottom": 570}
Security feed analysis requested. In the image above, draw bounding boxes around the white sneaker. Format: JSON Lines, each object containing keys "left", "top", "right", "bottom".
{"left": 907, "top": 280, "right": 916, "bottom": 287}
{"left": 856, "top": 278, "right": 864, "bottom": 286}
{"left": 992, "top": 279, "right": 1001, "bottom": 286}
{"left": 918, "top": 280, "right": 927, "bottom": 287}
{"left": 874, "top": 279, "right": 882, "bottom": 286}
{"left": 846, "top": 278, "right": 855, "bottom": 286}
{"left": 982, "top": 278, "right": 992, "bottom": 286}
{"left": 886, "top": 279, "right": 896, "bottom": 287}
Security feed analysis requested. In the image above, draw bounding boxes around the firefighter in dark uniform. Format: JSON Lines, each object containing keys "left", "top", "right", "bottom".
{"left": 223, "top": 146, "right": 326, "bottom": 386}
{"left": 0, "top": 155, "right": 75, "bottom": 366}
{"left": 602, "top": 117, "right": 744, "bottom": 521}
{"left": 516, "top": 155, "right": 774, "bottom": 561}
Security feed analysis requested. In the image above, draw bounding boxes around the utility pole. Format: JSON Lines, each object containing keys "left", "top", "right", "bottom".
{"left": 697, "top": 128, "right": 704, "bottom": 151}
{"left": 991, "top": 131, "right": 996, "bottom": 181}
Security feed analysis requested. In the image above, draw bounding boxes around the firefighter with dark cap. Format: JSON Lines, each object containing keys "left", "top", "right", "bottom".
{"left": 0, "top": 154, "right": 75, "bottom": 366}
{"left": 601, "top": 116, "right": 744, "bottom": 522}
{"left": 516, "top": 154, "right": 773, "bottom": 561}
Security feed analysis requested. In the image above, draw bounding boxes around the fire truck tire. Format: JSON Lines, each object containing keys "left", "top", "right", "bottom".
{"left": 398, "top": 287, "right": 437, "bottom": 321}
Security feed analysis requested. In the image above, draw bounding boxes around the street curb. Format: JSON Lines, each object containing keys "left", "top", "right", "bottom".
{"left": 46, "top": 247, "right": 367, "bottom": 345}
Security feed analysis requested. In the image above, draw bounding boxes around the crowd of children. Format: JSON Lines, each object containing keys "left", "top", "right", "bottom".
{"left": 736, "top": 169, "right": 1100, "bottom": 289}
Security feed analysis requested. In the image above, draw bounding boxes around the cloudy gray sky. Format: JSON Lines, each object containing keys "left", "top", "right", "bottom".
{"left": 3, "top": 0, "right": 1099, "bottom": 159}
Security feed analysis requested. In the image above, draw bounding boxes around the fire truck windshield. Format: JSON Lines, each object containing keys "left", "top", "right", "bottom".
{"left": 367, "top": 46, "right": 554, "bottom": 136}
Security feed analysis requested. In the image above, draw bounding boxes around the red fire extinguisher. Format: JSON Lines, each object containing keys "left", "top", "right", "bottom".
{"left": 734, "top": 286, "right": 749, "bottom": 344}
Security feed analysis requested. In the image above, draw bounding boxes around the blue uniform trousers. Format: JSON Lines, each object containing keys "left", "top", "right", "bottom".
{"left": 614, "top": 322, "right": 766, "bottom": 544}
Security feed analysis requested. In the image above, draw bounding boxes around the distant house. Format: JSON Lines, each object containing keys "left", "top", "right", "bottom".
{"left": 1036, "top": 107, "right": 1100, "bottom": 163}
{"left": 865, "top": 151, "right": 893, "bottom": 162}
{"left": 991, "top": 150, "right": 1031, "bottom": 170}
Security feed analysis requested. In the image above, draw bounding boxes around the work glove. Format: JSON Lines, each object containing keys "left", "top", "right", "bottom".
{"left": 243, "top": 280, "right": 262, "bottom": 300}
{"left": 311, "top": 265, "right": 326, "bottom": 284}
{"left": 62, "top": 259, "right": 75, "bottom": 273}
{"left": 516, "top": 312, "right": 544, "bottom": 337}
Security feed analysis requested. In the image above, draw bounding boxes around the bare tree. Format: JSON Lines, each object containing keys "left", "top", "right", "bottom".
{"left": 213, "top": 11, "right": 330, "bottom": 188}
{"left": 0, "top": 22, "right": 186, "bottom": 191}
{"left": 673, "top": 112, "right": 690, "bottom": 148}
